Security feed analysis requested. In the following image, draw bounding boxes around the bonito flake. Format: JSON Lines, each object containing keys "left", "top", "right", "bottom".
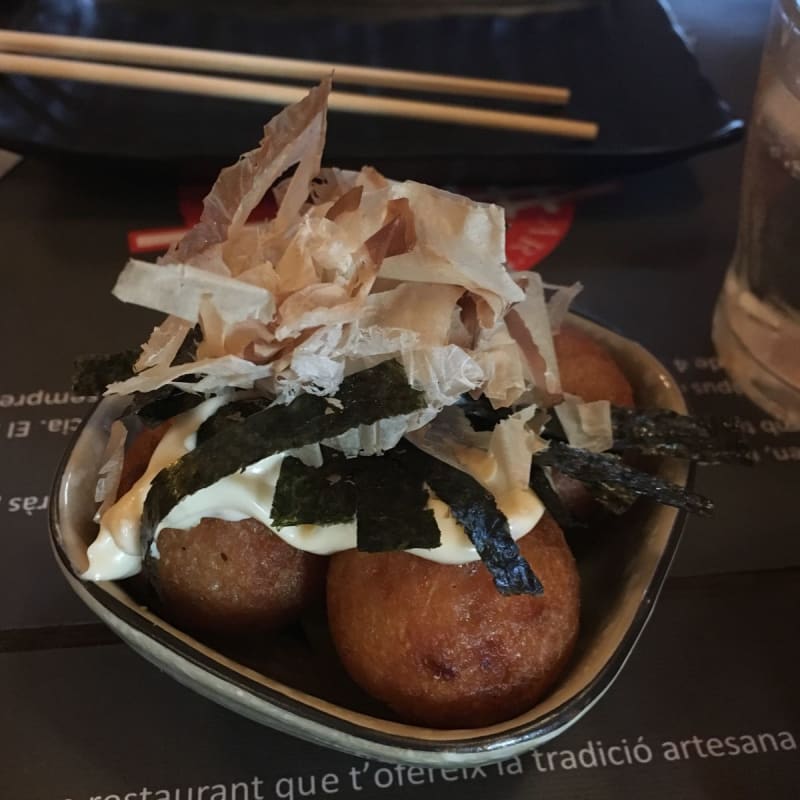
{"left": 113, "top": 259, "right": 276, "bottom": 327}
{"left": 107, "top": 81, "right": 581, "bottom": 461}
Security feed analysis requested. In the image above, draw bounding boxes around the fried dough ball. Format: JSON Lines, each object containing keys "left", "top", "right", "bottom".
{"left": 117, "top": 425, "right": 326, "bottom": 636}
{"left": 153, "top": 518, "right": 327, "bottom": 636}
{"left": 326, "top": 514, "right": 579, "bottom": 728}
{"left": 555, "top": 324, "right": 634, "bottom": 407}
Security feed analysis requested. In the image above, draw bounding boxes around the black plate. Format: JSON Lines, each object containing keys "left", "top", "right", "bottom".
{"left": 0, "top": 0, "right": 742, "bottom": 185}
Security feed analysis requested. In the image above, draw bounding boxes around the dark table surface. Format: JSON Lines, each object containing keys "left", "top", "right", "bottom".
{"left": 1, "top": 1, "right": 799, "bottom": 798}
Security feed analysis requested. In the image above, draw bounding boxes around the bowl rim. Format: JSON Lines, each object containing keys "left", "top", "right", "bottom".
{"left": 49, "top": 315, "right": 690, "bottom": 765}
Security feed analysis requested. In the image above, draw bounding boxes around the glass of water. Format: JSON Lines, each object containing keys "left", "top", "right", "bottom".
{"left": 713, "top": 0, "right": 800, "bottom": 429}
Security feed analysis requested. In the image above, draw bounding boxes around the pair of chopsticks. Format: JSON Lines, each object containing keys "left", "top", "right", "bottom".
{"left": 0, "top": 30, "right": 598, "bottom": 140}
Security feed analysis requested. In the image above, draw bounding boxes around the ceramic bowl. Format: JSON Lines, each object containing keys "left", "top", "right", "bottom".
{"left": 50, "top": 315, "right": 689, "bottom": 766}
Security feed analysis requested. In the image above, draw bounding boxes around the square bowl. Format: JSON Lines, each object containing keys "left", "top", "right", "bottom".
{"left": 49, "top": 315, "right": 689, "bottom": 766}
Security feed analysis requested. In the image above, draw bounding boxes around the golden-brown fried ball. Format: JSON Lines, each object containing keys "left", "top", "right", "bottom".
{"left": 326, "top": 514, "right": 579, "bottom": 728}
{"left": 555, "top": 324, "right": 634, "bottom": 407}
{"left": 152, "top": 517, "right": 327, "bottom": 636}
{"left": 117, "top": 424, "right": 326, "bottom": 636}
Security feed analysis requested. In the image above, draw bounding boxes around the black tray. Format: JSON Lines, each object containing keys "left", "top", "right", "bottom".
{"left": 0, "top": 0, "right": 743, "bottom": 185}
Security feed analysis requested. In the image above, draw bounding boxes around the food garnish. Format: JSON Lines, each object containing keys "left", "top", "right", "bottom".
{"left": 72, "top": 350, "right": 139, "bottom": 396}
{"left": 140, "top": 360, "right": 429, "bottom": 557}
{"left": 534, "top": 441, "right": 714, "bottom": 516}
{"left": 608, "top": 406, "right": 753, "bottom": 464}
{"left": 77, "top": 78, "right": 747, "bottom": 600}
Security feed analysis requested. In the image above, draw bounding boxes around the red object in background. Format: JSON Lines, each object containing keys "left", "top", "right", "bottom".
{"left": 177, "top": 184, "right": 277, "bottom": 226}
{"left": 128, "top": 185, "right": 279, "bottom": 254}
{"left": 129, "top": 183, "right": 574, "bottom": 266}
{"left": 505, "top": 201, "right": 574, "bottom": 271}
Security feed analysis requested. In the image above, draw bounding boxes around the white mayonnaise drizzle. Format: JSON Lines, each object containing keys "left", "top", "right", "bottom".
{"left": 84, "top": 397, "right": 543, "bottom": 580}
{"left": 83, "top": 395, "right": 230, "bottom": 580}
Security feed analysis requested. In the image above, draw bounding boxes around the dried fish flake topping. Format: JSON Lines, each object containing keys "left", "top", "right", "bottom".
{"left": 166, "top": 78, "right": 331, "bottom": 266}
{"left": 105, "top": 81, "right": 587, "bottom": 469}
{"left": 80, "top": 81, "right": 740, "bottom": 597}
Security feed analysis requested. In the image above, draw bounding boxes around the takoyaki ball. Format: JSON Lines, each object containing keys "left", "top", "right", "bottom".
{"left": 554, "top": 325, "right": 634, "bottom": 407}
{"left": 326, "top": 514, "right": 579, "bottom": 728}
{"left": 152, "top": 517, "right": 327, "bottom": 636}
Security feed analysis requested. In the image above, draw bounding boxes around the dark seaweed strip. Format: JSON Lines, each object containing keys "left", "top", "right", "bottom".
{"left": 124, "top": 325, "right": 204, "bottom": 424}
{"left": 539, "top": 404, "right": 752, "bottom": 465}
{"left": 72, "top": 350, "right": 139, "bottom": 395}
{"left": 355, "top": 456, "right": 440, "bottom": 551}
{"left": 140, "top": 361, "right": 426, "bottom": 551}
{"left": 541, "top": 413, "right": 568, "bottom": 443}
{"left": 72, "top": 324, "right": 200, "bottom": 400}
{"left": 134, "top": 325, "right": 204, "bottom": 424}
{"left": 129, "top": 385, "right": 206, "bottom": 427}
{"left": 271, "top": 451, "right": 356, "bottom": 527}
{"left": 142, "top": 391, "right": 329, "bottom": 548}
{"left": 585, "top": 481, "right": 638, "bottom": 516}
{"left": 529, "top": 464, "right": 586, "bottom": 530}
{"left": 534, "top": 441, "right": 713, "bottom": 516}
{"left": 172, "top": 324, "right": 202, "bottom": 366}
{"left": 455, "top": 394, "right": 513, "bottom": 432}
{"left": 196, "top": 397, "right": 272, "bottom": 444}
{"left": 610, "top": 406, "right": 753, "bottom": 464}
{"left": 272, "top": 448, "right": 439, "bottom": 550}
{"left": 392, "top": 442, "right": 543, "bottom": 596}
{"left": 332, "top": 360, "right": 426, "bottom": 416}
{"left": 272, "top": 439, "right": 540, "bottom": 593}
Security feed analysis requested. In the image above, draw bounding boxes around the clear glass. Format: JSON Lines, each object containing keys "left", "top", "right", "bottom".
{"left": 713, "top": 0, "right": 800, "bottom": 429}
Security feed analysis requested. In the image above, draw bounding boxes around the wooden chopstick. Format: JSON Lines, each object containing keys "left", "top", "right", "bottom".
{"left": 0, "top": 29, "right": 570, "bottom": 105}
{"left": 0, "top": 52, "right": 599, "bottom": 139}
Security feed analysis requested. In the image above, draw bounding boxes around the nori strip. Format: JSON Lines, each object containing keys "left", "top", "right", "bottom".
{"left": 259, "top": 438, "right": 540, "bottom": 593}
{"left": 171, "top": 324, "right": 202, "bottom": 366}
{"left": 72, "top": 350, "right": 139, "bottom": 395}
{"left": 271, "top": 450, "right": 356, "bottom": 527}
{"left": 455, "top": 398, "right": 751, "bottom": 468}
{"left": 129, "top": 328, "right": 206, "bottom": 425}
{"left": 541, "top": 413, "right": 568, "bottom": 443}
{"left": 529, "top": 463, "right": 586, "bottom": 530}
{"left": 272, "top": 448, "right": 439, "bottom": 550}
{"left": 456, "top": 394, "right": 512, "bottom": 432}
{"left": 332, "top": 360, "right": 425, "bottom": 416}
{"left": 585, "top": 481, "right": 638, "bottom": 516}
{"left": 539, "top": 405, "right": 752, "bottom": 466}
{"left": 141, "top": 360, "right": 426, "bottom": 551}
{"left": 534, "top": 441, "right": 713, "bottom": 516}
{"left": 129, "top": 384, "right": 205, "bottom": 427}
{"left": 72, "top": 325, "right": 200, "bottom": 399}
{"left": 610, "top": 406, "right": 753, "bottom": 464}
{"left": 196, "top": 397, "right": 272, "bottom": 444}
{"left": 355, "top": 455, "right": 440, "bottom": 551}
{"left": 394, "top": 442, "right": 544, "bottom": 596}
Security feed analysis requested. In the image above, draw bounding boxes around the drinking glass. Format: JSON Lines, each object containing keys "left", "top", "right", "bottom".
{"left": 713, "top": 0, "right": 800, "bottom": 429}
